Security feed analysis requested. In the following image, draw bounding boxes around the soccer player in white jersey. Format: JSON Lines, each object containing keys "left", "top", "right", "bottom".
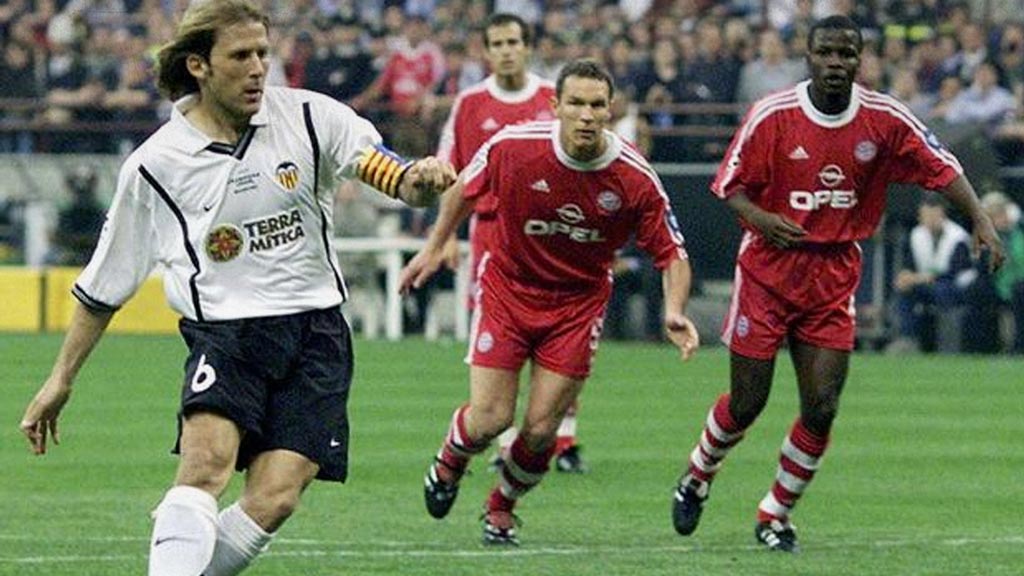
{"left": 18, "top": 2, "right": 454, "bottom": 575}
{"left": 670, "top": 15, "right": 1004, "bottom": 552}
{"left": 401, "top": 59, "right": 700, "bottom": 546}
{"left": 437, "top": 13, "right": 586, "bottom": 474}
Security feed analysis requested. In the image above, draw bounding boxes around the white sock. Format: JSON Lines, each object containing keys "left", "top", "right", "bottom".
{"left": 148, "top": 485, "right": 218, "bottom": 576}
{"left": 557, "top": 413, "right": 577, "bottom": 438}
{"left": 497, "top": 427, "right": 517, "bottom": 450}
{"left": 203, "top": 502, "right": 274, "bottom": 576}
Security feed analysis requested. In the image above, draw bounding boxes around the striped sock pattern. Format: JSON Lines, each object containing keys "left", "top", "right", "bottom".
{"left": 555, "top": 402, "right": 578, "bottom": 454}
{"left": 498, "top": 435, "right": 557, "bottom": 500}
{"left": 434, "top": 404, "right": 488, "bottom": 484}
{"left": 688, "top": 394, "right": 746, "bottom": 483}
{"left": 757, "top": 419, "right": 829, "bottom": 523}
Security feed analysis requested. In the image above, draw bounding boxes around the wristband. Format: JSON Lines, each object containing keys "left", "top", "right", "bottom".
{"left": 356, "top": 144, "right": 414, "bottom": 199}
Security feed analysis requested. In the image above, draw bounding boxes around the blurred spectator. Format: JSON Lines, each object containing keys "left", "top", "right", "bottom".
{"left": 778, "top": 0, "right": 815, "bottom": 46}
{"left": 967, "top": 191, "right": 1024, "bottom": 353}
{"left": 944, "top": 60, "right": 1017, "bottom": 129}
{"left": 605, "top": 243, "right": 662, "bottom": 341}
{"left": 888, "top": 67, "right": 935, "bottom": 119}
{"left": 352, "top": 13, "right": 445, "bottom": 156}
{"left": 736, "top": 27, "right": 806, "bottom": 105}
{"left": 493, "top": 0, "right": 542, "bottom": 26}
{"left": 947, "top": 21, "right": 989, "bottom": 85}
{"left": 643, "top": 38, "right": 687, "bottom": 129}
{"left": 996, "top": 22, "right": 1024, "bottom": 98}
{"left": 883, "top": 0, "right": 939, "bottom": 46}
{"left": 0, "top": 40, "right": 40, "bottom": 153}
{"left": 305, "top": 16, "right": 375, "bottom": 102}
{"left": 611, "top": 88, "right": 650, "bottom": 156}
{"left": 888, "top": 194, "right": 974, "bottom": 353}
{"left": 529, "top": 33, "right": 566, "bottom": 82}
{"left": 857, "top": 48, "right": 885, "bottom": 90}
{"left": 723, "top": 17, "right": 755, "bottom": 63}
{"left": 48, "top": 164, "right": 105, "bottom": 266}
{"left": 43, "top": 13, "right": 119, "bottom": 152}
{"left": 682, "top": 20, "right": 742, "bottom": 159}
{"left": 927, "top": 74, "right": 963, "bottom": 122}
{"left": 0, "top": 197, "right": 25, "bottom": 264}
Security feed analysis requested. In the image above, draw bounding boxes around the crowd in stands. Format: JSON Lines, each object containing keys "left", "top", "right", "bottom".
{"left": 3, "top": 1, "right": 1024, "bottom": 162}
{"left": 3, "top": 0, "right": 1024, "bottom": 352}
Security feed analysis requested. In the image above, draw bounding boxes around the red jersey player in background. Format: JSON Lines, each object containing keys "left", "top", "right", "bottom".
{"left": 401, "top": 59, "right": 700, "bottom": 546}
{"left": 437, "top": 13, "right": 588, "bottom": 474}
{"left": 671, "top": 16, "right": 1004, "bottom": 552}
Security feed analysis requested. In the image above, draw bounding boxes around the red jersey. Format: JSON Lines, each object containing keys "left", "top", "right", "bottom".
{"left": 713, "top": 81, "right": 961, "bottom": 244}
{"left": 462, "top": 121, "right": 688, "bottom": 291}
{"left": 437, "top": 73, "right": 556, "bottom": 171}
{"left": 378, "top": 41, "right": 445, "bottom": 116}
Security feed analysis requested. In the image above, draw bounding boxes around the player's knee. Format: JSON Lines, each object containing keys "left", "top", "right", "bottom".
{"left": 518, "top": 421, "right": 557, "bottom": 451}
{"left": 468, "top": 403, "right": 515, "bottom": 439}
{"left": 728, "top": 394, "right": 767, "bottom": 428}
{"left": 802, "top": 393, "right": 840, "bottom": 434}
{"left": 241, "top": 486, "right": 302, "bottom": 533}
{"left": 175, "top": 446, "right": 236, "bottom": 495}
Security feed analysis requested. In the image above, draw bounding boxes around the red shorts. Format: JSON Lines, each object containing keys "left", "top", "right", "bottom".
{"left": 466, "top": 214, "right": 492, "bottom": 311}
{"left": 721, "top": 241, "right": 861, "bottom": 359}
{"left": 466, "top": 262, "right": 610, "bottom": 379}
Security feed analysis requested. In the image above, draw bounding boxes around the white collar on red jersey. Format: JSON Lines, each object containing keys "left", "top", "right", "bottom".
{"left": 796, "top": 79, "right": 862, "bottom": 128}
{"left": 550, "top": 121, "right": 622, "bottom": 171}
{"left": 485, "top": 72, "right": 549, "bottom": 104}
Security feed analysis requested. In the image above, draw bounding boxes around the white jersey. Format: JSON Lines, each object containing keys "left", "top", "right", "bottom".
{"left": 75, "top": 86, "right": 381, "bottom": 321}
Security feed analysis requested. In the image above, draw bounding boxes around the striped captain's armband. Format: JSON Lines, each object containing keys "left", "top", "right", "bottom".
{"left": 356, "top": 144, "right": 414, "bottom": 199}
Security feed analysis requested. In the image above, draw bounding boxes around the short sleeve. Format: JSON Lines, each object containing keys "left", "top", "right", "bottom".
{"left": 74, "top": 157, "right": 159, "bottom": 311}
{"left": 886, "top": 121, "right": 962, "bottom": 191}
{"left": 710, "top": 107, "right": 773, "bottom": 199}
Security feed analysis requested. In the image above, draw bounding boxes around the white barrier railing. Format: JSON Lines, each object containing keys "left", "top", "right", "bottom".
{"left": 335, "top": 236, "right": 470, "bottom": 341}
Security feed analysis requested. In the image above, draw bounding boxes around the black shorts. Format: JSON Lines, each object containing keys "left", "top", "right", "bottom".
{"left": 176, "top": 307, "right": 354, "bottom": 482}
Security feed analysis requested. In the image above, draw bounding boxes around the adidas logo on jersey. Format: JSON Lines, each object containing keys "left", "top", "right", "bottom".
{"left": 481, "top": 118, "right": 501, "bottom": 131}
{"left": 530, "top": 179, "right": 550, "bottom": 192}
{"left": 789, "top": 146, "right": 809, "bottom": 160}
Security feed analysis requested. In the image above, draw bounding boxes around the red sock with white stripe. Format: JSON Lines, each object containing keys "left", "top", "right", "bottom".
{"left": 757, "top": 418, "right": 829, "bottom": 523}
{"left": 686, "top": 394, "right": 746, "bottom": 484}
{"left": 492, "top": 434, "right": 557, "bottom": 505}
{"left": 432, "top": 404, "right": 488, "bottom": 485}
{"left": 554, "top": 401, "right": 578, "bottom": 455}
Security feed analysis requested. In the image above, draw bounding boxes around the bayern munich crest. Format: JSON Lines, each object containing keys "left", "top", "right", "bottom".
{"left": 477, "top": 331, "right": 494, "bottom": 353}
{"left": 736, "top": 315, "right": 750, "bottom": 338}
{"left": 275, "top": 161, "right": 300, "bottom": 191}
{"left": 854, "top": 140, "right": 877, "bottom": 163}
{"left": 597, "top": 190, "right": 622, "bottom": 212}
{"left": 205, "top": 224, "right": 244, "bottom": 262}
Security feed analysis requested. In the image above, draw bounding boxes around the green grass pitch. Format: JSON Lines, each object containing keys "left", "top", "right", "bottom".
{"left": 1, "top": 333, "right": 1021, "bottom": 575}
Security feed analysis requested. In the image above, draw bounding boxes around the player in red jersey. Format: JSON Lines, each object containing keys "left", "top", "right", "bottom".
{"left": 671, "top": 16, "right": 1004, "bottom": 552}
{"left": 401, "top": 59, "right": 700, "bottom": 546}
{"left": 437, "top": 13, "right": 587, "bottom": 473}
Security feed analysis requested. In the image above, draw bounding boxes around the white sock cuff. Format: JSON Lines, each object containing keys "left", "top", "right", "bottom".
{"left": 157, "top": 485, "right": 218, "bottom": 519}
{"left": 220, "top": 503, "right": 273, "bottom": 552}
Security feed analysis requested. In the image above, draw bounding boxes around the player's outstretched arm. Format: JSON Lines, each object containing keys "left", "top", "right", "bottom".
{"left": 355, "top": 145, "right": 456, "bottom": 207}
{"left": 20, "top": 303, "right": 113, "bottom": 455}
{"left": 399, "top": 179, "right": 475, "bottom": 294}
{"left": 940, "top": 175, "right": 1005, "bottom": 271}
{"left": 662, "top": 258, "right": 699, "bottom": 361}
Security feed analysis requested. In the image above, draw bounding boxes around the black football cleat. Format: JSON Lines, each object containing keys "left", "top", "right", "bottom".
{"left": 423, "top": 461, "right": 460, "bottom": 519}
{"left": 555, "top": 445, "right": 588, "bottom": 474}
{"left": 754, "top": 519, "right": 800, "bottom": 553}
{"left": 481, "top": 508, "right": 521, "bottom": 547}
{"left": 671, "top": 475, "right": 709, "bottom": 536}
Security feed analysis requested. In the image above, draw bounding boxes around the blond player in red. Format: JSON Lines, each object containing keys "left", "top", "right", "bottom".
{"left": 402, "top": 59, "right": 699, "bottom": 546}
{"left": 671, "top": 16, "right": 1004, "bottom": 552}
